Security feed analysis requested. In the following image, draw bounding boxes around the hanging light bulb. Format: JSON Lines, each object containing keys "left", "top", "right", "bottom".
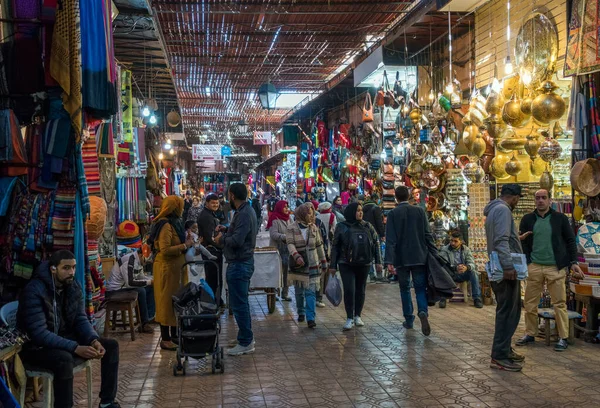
{"left": 445, "top": 83, "right": 454, "bottom": 94}
{"left": 149, "top": 114, "right": 157, "bottom": 125}
{"left": 164, "top": 142, "right": 172, "bottom": 150}
{"left": 346, "top": 158, "right": 351, "bottom": 165}
{"left": 142, "top": 106, "right": 150, "bottom": 117}
{"left": 504, "top": 56, "right": 513, "bottom": 75}
{"left": 428, "top": 90, "right": 435, "bottom": 101}
{"left": 521, "top": 69, "right": 532, "bottom": 86}
{"left": 169, "top": 148, "right": 175, "bottom": 155}
{"left": 158, "top": 152, "right": 164, "bottom": 160}
{"left": 166, "top": 138, "right": 172, "bottom": 145}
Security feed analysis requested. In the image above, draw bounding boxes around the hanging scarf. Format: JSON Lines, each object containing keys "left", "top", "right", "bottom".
{"left": 50, "top": 0, "right": 82, "bottom": 138}
{"left": 266, "top": 200, "right": 290, "bottom": 230}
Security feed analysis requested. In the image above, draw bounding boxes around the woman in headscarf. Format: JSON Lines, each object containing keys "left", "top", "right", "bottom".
{"left": 329, "top": 203, "right": 382, "bottom": 331}
{"left": 286, "top": 203, "right": 327, "bottom": 328}
{"left": 268, "top": 200, "right": 293, "bottom": 301}
{"left": 149, "top": 196, "right": 193, "bottom": 350}
{"left": 332, "top": 196, "right": 345, "bottom": 222}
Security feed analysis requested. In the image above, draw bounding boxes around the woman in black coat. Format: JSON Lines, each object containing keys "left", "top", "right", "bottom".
{"left": 329, "top": 203, "right": 382, "bottom": 331}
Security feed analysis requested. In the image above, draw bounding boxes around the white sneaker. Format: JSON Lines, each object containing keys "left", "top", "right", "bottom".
{"left": 316, "top": 301, "right": 326, "bottom": 308}
{"left": 227, "top": 341, "right": 255, "bottom": 356}
{"left": 354, "top": 316, "right": 365, "bottom": 327}
{"left": 343, "top": 318, "right": 354, "bottom": 331}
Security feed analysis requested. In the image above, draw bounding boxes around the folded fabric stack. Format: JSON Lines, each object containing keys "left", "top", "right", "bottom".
{"left": 382, "top": 163, "right": 396, "bottom": 210}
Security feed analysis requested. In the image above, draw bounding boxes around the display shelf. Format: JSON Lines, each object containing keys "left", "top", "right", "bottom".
{"left": 468, "top": 183, "right": 491, "bottom": 272}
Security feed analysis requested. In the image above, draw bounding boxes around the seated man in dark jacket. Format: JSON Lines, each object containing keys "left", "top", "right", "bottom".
{"left": 438, "top": 231, "right": 483, "bottom": 309}
{"left": 17, "top": 250, "right": 120, "bottom": 408}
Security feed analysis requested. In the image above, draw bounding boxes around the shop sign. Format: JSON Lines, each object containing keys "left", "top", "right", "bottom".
{"left": 192, "top": 144, "right": 221, "bottom": 160}
{"left": 253, "top": 131, "right": 272, "bottom": 145}
{"left": 221, "top": 145, "right": 232, "bottom": 156}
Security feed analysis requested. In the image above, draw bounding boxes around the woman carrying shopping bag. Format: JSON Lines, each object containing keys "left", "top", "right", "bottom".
{"left": 329, "top": 203, "right": 382, "bottom": 331}
{"left": 267, "top": 200, "right": 293, "bottom": 301}
{"left": 286, "top": 203, "right": 328, "bottom": 328}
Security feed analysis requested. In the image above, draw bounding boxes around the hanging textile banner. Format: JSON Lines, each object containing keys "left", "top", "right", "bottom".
{"left": 254, "top": 131, "right": 272, "bottom": 145}
{"left": 121, "top": 70, "right": 133, "bottom": 142}
{"left": 564, "top": 0, "right": 600, "bottom": 76}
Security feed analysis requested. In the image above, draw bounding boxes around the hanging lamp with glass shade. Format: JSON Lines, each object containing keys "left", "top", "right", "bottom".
{"left": 258, "top": 81, "right": 278, "bottom": 110}
{"left": 238, "top": 119, "right": 248, "bottom": 134}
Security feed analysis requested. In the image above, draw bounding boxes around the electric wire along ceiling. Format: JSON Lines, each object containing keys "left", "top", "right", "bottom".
{"left": 152, "top": 0, "right": 415, "bottom": 141}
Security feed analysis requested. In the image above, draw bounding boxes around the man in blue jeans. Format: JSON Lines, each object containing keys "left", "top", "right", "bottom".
{"left": 384, "top": 186, "right": 437, "bottom": 336}
{"left": 215, "top": 183, "right": 257, "bottom": 356}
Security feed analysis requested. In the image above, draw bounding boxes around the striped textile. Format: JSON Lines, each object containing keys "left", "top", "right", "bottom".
{"left": 82, "top": 130, "right": 101, "bottom": 196}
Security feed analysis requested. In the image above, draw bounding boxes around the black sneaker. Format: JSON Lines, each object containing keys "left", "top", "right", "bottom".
{"left": 298, "top": 315, "right": 305, "bottom": 323}
{"left": 554, "top": 339, "right": 568, "bottom": 352}
{"left": 438, "top": 299, "right": 447, "bottom": 308}
{"left": 418, "top": 311, "right": 431, "bottom": 336}
{"left": 515, "top": 335, "right": 535, "bottom": 347}
{"left": 490, "top": 358, "right": 522, "bottom": 372}
{"left": 307, "top": 320, "right": 316, "bottom": 329}
{"left": 474, "top": 299, "right": 484, "bottom": 308}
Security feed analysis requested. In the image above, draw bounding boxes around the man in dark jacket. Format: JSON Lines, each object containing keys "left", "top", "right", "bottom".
{"left": 362, "top": 194, "right": 385, "bottom": 282}
{"left": 384, "top": 186, "right": 437, "bottom": 336}
{"left": 215, "top": 183, "right": 257, "bottom": 356}
{"left": 516, "top": 189, "right": 584, "bottom": 352}
{"left": 17, "top": 250, "right": 120, "bottom": 408}
{"left": 483, "top": 184, "right": 525, "bottom": 372}
{"left": 197, "top": 193, "right": 225, "bottom": 305}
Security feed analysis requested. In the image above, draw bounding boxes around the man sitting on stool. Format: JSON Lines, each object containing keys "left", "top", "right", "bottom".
{"left": 17, "top": 250, "right": 121, "bottom": 408}
{"left": 439, "top": 231, "right": 484, "bottom": 308}
{"left": 105, "top": 248, "right": 155, "bottom": 333}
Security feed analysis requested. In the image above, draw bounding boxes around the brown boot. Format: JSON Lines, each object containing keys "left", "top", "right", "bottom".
{"left": 160, "top": 340, "right": 177, "bottom": 350}
{"left": 141, "top": 324, "right": 155, "bottom": 334}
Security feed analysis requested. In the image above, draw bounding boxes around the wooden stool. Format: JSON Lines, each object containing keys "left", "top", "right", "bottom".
{"left": 103, "top": 291, "right": 142, "bottom": 341}
{"left": 537, "top": 308, "right": 582, "bottom": 346}
{"left": 458, "top": 281, "right": 470, "bottom": 302}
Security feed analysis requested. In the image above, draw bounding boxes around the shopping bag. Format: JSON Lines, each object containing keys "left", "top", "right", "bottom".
{"left": 325, "top": 272, "right": 343, "bottom": 306}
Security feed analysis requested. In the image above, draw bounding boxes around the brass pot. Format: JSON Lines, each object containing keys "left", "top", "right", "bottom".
{"left": 409, "top": 108, "right": 422, "bottom": 124}
{"left": 407, "top": 160, "right": 424, "bottom": 178}
{"left": 531, "top": 80, "right": 566, "bottom": 124}
{"left": 486, "top": 89, "right": 505, "bottom": 115}
{"left": 505, "top": 154, "right": 523, "bottom": 176}
{"left": 521, "top": 95, "right": 534, "bottom": 115}
{"left": 502, "top": 94, "right": 531, "bottom": 127}
{"left": 471, "top": 135, "right": 487, "bottom": 158}
{"left": 540, "top": 170, "right": 554, "bottom": 191}
{"left": 538, "top": 138, "right": 563, "bottom": 162}
{"left": 485, "top": 114, "right": 507, "bottom": 139}
{"left": 491, "top": 153, "right": 511, "bottom": 180}
{"left": 524, "top": 135, "right": 541, "bottom": 159}
{"left": 530, "top": 157, "right": 546, "bottom": 176}
{"left": 499, "top": 137, "right": 527, "bottom": 151}
{"left": 553, "top": 121, "right": 564, "bottom": 138}
{"left": 463, "top": 124, "right": 479, "bottom": 151}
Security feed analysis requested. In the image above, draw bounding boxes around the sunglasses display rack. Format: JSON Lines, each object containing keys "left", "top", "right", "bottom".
{"left": 445, "top": 169, "right": 468, "bottom": 212}
{"left": 467, "top": 183, "right": 491, "bottom": 272}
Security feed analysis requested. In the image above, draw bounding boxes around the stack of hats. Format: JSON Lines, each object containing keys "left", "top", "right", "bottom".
{"left": 382, "top": 163, "right": 396, "bottom": 211}
{"left": 116, "top": 220, "right": 142, "bottom": 249}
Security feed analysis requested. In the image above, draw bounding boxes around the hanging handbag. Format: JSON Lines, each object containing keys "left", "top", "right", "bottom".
{"left": 362, "top": 93, "right": 374, "bottom": 122}
{"left": 375, "top": 74, "right": 385, "bottom": 107}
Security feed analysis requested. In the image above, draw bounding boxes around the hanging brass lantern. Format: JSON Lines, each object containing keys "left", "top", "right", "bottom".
{"left": 486, "top": 88, "right": 505, "bottom": 115}
{"left": 540, "top": 170, "right": 554, "bottom": 191}
{"left": 502, "top": 94, "right": 531, "bottom": 127}
{"left": 491, "top": 153, "right": 511, "bottom": 180}
{"left": 538, "top": 137, "right": 563, "bottom": 162}
{"left": 552, "top": 121, "right": 564, "bottom": 138}
{"left": 471, "top": 135, "right": 487, "bottom": 158}
{"left": 524, "top": 134, "right": 541, "bottom": 159}
{"left": 530, "top": 157, "right": 546, "bottom": 176}
{"left": 505, "top": 153, "right": 523, "bottom": 176}
{"left": 499, "top": 137, "right": 527, "bottom": 151}
{"left": 409, "top": 108, "right": 422, "bottom": 124}
{"left": 521, "top": 94, "right": 534, "bottom": 115}
{"left": 485, "top": 114, "right": 507, "bottom": 139}
{"left": 531, "top": 80, "right": 566, "bottom": 124}
{"left": 463, "top": 124, "right": 479, "bottom": 151}
{"left": 463, "top": 161, "right": 486, "bottom": 183}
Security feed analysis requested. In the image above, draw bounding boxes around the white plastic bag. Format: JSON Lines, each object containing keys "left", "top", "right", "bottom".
{"left": 325, "top": 272, "right": 342, "bottom": 306}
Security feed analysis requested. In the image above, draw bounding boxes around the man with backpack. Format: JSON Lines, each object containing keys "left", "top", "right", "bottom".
{"left": 384, "top": 186, "right": 437, "bottom": 336}
{"left": 362, "top": 193, "right": 385, "bottom": 282}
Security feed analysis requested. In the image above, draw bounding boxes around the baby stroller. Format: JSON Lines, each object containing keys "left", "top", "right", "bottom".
{"left": 172, "top": 260, "right": 224, "bottom": 376}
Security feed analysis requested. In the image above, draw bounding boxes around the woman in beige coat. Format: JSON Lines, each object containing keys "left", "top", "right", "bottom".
{"left": 268, "top": 200, "right": 292, "bottom": 301}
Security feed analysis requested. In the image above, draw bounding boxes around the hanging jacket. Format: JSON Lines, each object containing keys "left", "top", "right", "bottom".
{"left": 17, "top": 262, "right": 99, "bottom": 352}
{"left": 426, "top": 252, "right": 457, "bottom": 305}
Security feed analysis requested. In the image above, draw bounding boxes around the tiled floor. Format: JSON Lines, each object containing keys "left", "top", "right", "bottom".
{"left": 27, "top": 282, "right": 600, "bottom": 408}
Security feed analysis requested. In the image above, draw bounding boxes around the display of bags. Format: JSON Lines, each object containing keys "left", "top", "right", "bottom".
{"left": 362, "top": 93, "right": 374, "bottom": 122}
